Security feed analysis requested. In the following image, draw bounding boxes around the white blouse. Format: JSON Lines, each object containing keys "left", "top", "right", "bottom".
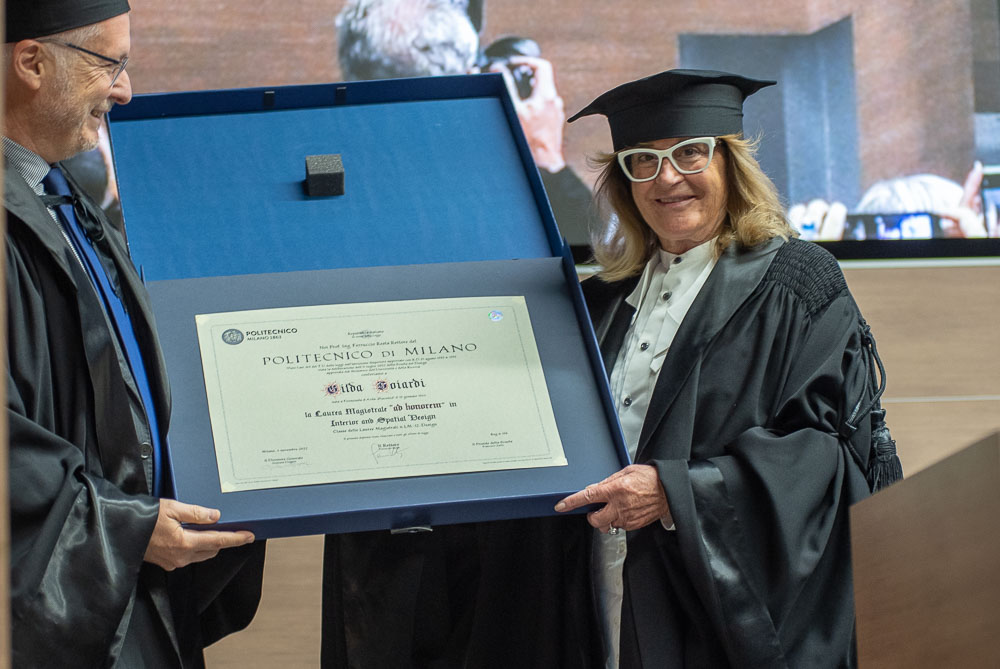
{"left": 593, "top": 239, "right": 718, "bottom": 669}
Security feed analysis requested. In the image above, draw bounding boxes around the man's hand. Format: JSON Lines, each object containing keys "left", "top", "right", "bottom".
{"left": 787, "top": 199, "right": 847, "bottom": 240}
{"left": 491, "top": 55, "right": 567, "bottom": 172}
{"left": 144, "top": 499, "right": 255, "bottom": 571}
{"left": 940, "top": 160, "right": 989, "bottom": 237}
{"left": 554, "top": 464, "right": 672, "bottom": 533}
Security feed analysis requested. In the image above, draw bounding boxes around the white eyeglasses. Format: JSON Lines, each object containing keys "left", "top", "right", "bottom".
{"left": 617, "top": 137, "right": 718, "bottom": 182}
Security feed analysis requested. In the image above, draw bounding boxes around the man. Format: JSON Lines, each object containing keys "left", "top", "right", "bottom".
{"left": 5, "top": 1, "right": 265, "bottom": 667}
{"left": 480, "top": 34, "right": 602, "bottom": 263}
{"left": 335, "top": 0, "right": 480, "bottom": 80}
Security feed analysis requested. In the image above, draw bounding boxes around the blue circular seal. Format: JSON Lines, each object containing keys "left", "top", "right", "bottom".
{"left": 221, "top": 328, "right": 244, "bottom": 345}
{"left": 488, "top": 310, "right": 503, "bottom": 322}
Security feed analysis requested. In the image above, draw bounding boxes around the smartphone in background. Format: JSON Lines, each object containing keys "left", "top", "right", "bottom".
{"left": 843, "top": 212, "right": 946, "bottom": 240}
{"left": 980, "top": 165, "right": 1000, "bottom": 236}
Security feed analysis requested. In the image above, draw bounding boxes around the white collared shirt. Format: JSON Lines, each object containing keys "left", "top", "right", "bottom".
{"left": 594, "top": 239, "right": 718, "bottom": 669}
{"left": 4, "top": 136, "right": 55, "bottom": 197}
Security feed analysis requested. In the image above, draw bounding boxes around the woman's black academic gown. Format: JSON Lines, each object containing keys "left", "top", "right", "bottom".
{"left": 585, "top": 237, "right": 874, "bottom": 668}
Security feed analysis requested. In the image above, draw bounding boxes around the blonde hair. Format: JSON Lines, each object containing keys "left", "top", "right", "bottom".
{"left": 591, "top": 134, "right": 793, "bottom": 281}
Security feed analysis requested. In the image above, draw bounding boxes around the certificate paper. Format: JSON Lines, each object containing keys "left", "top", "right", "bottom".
{"left": 195, "top": 296, "right": 567, "bottom": 492}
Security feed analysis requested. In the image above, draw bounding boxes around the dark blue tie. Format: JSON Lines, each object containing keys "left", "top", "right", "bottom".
{"left": 43, "top": 166, "right": 164, "bottom": 496}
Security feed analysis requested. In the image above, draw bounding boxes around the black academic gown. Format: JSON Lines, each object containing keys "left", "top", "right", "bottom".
{"left": 583, "top": 237, "right": 875, "bottom": 668}
{"left": 323, "top": 514, "right": 602, "bottom": 669}
{"left": 6, "top": 162, "right": 264, "bottom": 669}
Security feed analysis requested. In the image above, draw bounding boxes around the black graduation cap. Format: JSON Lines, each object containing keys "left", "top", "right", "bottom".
{"left": 6, "top": 0, "right": 130, "bottom": 43}
{"left": 567, "top": 69, "right": 776, "bottom": 151}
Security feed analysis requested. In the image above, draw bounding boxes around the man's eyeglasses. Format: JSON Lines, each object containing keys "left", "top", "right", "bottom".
{"left": 618, "top": 137, "right": 718, "bottom": 182}
{"left": 41, "top": 39, "right": 129, "bottom": 87}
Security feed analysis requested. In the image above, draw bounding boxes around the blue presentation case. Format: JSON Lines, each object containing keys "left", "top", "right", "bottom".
{"left": 108, "top": 73, "right": 628, "bottom": 539}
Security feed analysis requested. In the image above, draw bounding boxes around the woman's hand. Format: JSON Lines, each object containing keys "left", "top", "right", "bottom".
{"left": 554, "top": 464, "right": 672, "bottom": 533}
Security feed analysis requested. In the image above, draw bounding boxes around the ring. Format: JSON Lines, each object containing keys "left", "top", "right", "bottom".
{"left": 608, "top": 527, "right": 622, "bottom": 535}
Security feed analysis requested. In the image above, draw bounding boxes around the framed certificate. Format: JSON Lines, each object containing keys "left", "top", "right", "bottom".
{"left": 195, "top": 297, "right": 567, "bottom": 491}
{"left": 112, "top": 75, "right": 628, "bottom": 537}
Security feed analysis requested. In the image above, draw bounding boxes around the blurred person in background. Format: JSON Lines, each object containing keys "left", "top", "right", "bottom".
{"left": 482, "top": 35, "right": 601, "bottom": 262}
{"left": 336, "top": 0, "right": 601, "bottom": 262}
{"left": 789, "top": 161, "right": 993, "bottom": 240}
{"left": 62, "top": 122, "right": 124, "bottom": 228}
{"left": 336, "top": 0, "right": 480, "bottom": 80}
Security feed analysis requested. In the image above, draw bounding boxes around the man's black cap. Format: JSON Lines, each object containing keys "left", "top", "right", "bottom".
{"left": 567, "top": 69, "right": 776, "bottom": 151}
{"left": 6, "top": 0, "right": 130, "bottom": 43}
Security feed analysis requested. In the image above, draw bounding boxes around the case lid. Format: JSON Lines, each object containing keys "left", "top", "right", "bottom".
{"left": 107, "top": 74, "right": 628, "bottom": 537}
{"left": 109, "top": 73, "right": 563, "bottom": 280}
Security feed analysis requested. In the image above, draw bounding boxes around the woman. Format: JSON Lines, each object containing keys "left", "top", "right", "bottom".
{"left": 556, "top": 69, "right": 900, "bottom": 668}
